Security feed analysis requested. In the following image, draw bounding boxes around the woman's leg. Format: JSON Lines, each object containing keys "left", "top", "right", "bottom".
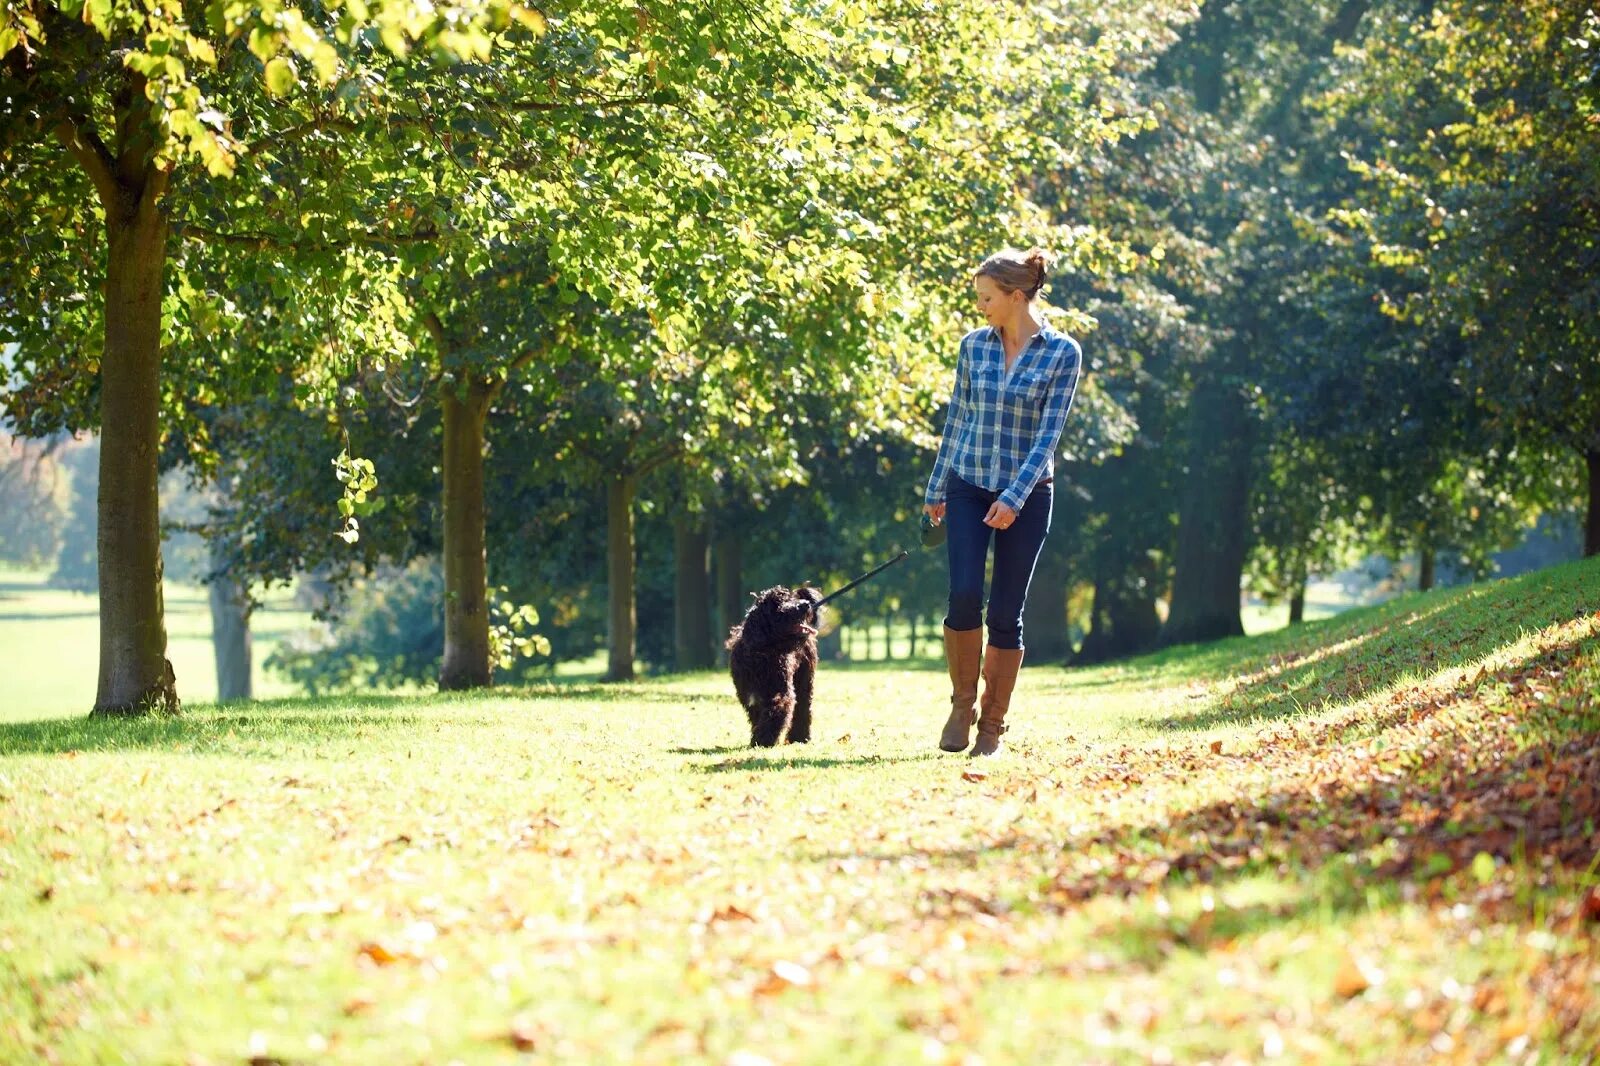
{"left": 943, "top": 476, "right": 994, "bottom": 633}
{"left": 972, "top": 482, "right": 1053, "bottom": 757}
{"left": 985, "top": 482, "right": 1054, "bottom": 649}
{"left": 939, "top": 477, "right": 991, "bottom": 751}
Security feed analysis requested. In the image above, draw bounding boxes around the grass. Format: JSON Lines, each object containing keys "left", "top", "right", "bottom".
{"left": 2, "top": 559, "right": 1598, "bottom": 1063}
{"left": 0, "top": 568, "right": 312, "bottom": 722}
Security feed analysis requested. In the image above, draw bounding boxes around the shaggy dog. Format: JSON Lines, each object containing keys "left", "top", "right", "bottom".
{"left": 726, "top": 585, "right": 824, "bottom": 747}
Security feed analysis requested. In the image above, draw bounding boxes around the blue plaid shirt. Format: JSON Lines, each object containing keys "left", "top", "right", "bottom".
{"left": 924, "top": 323, "right": 1082, "bottom": 513}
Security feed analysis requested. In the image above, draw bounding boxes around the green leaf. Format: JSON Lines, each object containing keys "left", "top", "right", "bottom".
{"left": 264, "top": 56, "right": 297, "bottom": 97}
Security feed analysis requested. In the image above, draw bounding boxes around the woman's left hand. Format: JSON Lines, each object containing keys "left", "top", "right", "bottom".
{"left": 983, "top": 502, "right": 1018, "bottom": 530}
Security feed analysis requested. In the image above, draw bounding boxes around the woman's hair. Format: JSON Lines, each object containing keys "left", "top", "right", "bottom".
{"left": 974, "top": 247, "right": 1055, "bottom": 300}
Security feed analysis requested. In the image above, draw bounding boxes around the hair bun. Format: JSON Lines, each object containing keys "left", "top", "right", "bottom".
{"left": 1025, "top": 248, "right": 1056, "bottom": 274}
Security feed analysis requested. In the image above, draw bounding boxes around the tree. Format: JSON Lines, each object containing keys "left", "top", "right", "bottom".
{"left": 1, "top": 0, "right": 527, "bottom": 713}
{"left": 1331, "top": 0, "right": 1600, "bottom": 554}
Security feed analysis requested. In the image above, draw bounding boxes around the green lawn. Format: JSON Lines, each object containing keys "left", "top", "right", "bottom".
{"left": 2, "top": 559, "right": 1597, "bottom": 1063}
{"left": 0, "top": 568, "right": 312, "bottom": 722}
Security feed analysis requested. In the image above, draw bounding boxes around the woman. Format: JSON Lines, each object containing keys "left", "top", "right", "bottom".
{"left": 923, "top": 248, "right": 1082, "bottom": 757}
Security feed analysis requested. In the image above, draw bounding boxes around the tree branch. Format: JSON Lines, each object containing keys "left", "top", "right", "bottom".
{"left": 635, "top": 443, "right": 685, "bottom": 479}
{"left": 174, "top": 220, "right": 443, "bottom": 252}
{"left": 504, "top": 93, "right": 663, "bottom": 113}
{"left": 53, "top": 118, "right": 120, "bottom": 208}
{"left": 421, "top": 310, "right": 450, "bottom": 353}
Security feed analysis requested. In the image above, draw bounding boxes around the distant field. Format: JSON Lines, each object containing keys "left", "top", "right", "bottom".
{"left": 0, "top": 568, "right": 312, "bottom": 722}
{"left": 0, "top": 565, "right": 1366, "bottom": 722}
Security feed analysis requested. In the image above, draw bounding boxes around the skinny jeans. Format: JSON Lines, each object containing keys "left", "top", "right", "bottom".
{"left": 943, "top": 474, "right": 1053, "bottom": 650}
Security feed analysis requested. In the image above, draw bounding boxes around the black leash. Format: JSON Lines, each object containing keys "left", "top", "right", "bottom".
{"left": 815, "top": 550, "right": 910, "bottom": 610}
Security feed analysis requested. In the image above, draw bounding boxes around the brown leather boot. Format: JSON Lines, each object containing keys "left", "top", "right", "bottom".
{"left": 972, "top": 645, "right": 1024, "bottom": 757}
{"left": 939, "top": 625, "right": 983, "bottom": 752}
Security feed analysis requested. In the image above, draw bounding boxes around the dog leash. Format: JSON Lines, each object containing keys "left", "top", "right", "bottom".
{"left": 814, "top": 551, "right": 910, "bottom": 610}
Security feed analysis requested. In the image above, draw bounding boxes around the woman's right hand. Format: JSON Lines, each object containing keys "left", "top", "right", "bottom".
{"left": 924, "top": 502, "right": 946, "bottom": 524}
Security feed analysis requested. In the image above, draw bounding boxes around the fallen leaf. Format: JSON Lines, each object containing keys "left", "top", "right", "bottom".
{"left": 1209, "top": 740, "right": 1223, "bottom": 755}
{"left": 1581, "top": 887, "right": 1600, "bottom": 923}
{"left": 358, "top": 941, "right": 403, "bottom": 966}
{"left": 961, "top": 770, "right": 988, "bottom": 783}
{"left": 342, "top": 991, "right": 376, "bottom": 1016}
{"left": 1334, "top": 953, "right": 1382, "bottom": 998}
{"left": 756, "top": 960, "right": 814, "bottom": 995}
{"left": 508, "top": 1016, "right": 542, "bottom": 1051}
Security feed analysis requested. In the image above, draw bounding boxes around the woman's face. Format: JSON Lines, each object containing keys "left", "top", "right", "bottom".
{"left": 974, "top": 274, "right": 1019, "bottom": 328}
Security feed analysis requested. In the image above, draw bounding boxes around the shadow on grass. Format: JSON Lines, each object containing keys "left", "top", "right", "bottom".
{"left": 811, "top": 633, "right": 1599, "bottom": 936}
{"left": 697, "top": 752, "right": 942, "bottom": 774}
{"left": 1140, "top": 558, "right": 1600, "bottom": 732}
{"left": 0, "top": 696, "right": 437, "bottom": 757}
{"left": 505, "top": 682, "right": 723, "bottom": 705}
{"left": 1043, "top": 641, "right": 1600, "bottom": 910}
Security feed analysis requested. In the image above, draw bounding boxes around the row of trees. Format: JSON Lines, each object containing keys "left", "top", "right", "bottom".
{"left": 3, "top": 0, "right": 1593, "bottom": 711}
{"left": 2, "top": 0, "right": 1188, "bottom": 710}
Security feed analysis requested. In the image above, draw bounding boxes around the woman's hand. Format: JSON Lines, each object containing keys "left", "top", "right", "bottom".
{"left": 983, "top": 502, "right": 1017, "bottom": 530}
{"left": 924, "top": 502, "right": 946, "bottom": 524}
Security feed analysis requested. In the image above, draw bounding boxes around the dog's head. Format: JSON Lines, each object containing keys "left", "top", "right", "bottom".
{"left": 732, "top": 585, "right": 823, "bottom": 647}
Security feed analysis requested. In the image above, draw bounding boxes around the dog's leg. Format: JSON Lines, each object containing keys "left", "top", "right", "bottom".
{"left": 787, "top": 657, "right": 814, "bottom": 743}
{"left": 734, "top": 676, "right": 757, "bottom": 734}
{"left": 751, "top": 691, "right": 794, "bottom": 748}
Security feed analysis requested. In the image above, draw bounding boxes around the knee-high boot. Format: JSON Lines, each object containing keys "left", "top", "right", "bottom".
{"left": 972, "top": 645, "right": 1024, "bottom": 757}
{"left": 939, "top": 625, "right": 984, "bottom": 752}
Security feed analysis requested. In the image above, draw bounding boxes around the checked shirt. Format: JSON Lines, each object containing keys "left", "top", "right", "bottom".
{"left": 924, "top": 322, "right": 1082, "bottom": 514}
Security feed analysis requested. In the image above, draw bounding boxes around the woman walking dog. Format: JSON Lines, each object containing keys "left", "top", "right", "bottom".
{"left": 923, "top": 249, "right": 1082, "bottom": 756}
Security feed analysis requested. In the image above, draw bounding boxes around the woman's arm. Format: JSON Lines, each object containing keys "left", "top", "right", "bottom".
{"left": 997, "top": 339, "right": 1081, "bottom": 513}
{"left": 924, "top": 337, "right": 970, "bottom": 508}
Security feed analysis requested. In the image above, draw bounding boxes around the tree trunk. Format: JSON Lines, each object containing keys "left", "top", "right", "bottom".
{"left": 1287, "top": 553, "right": 1308, "bottom": 625}
{"left": 1075, "top": 566, "right": 1164, "bottom": 665}
{"left": 882, "top": 616, "right": 893, "bottom": 660}
{"left": 819, "top": 624, "right": 843, "bottom": 661}
{"left": 439, "top": 383, "right": 493, "bottom": 690}
{"left": 673, "top": 518, "right": 713, "bottom": 670}
{"left": 1586, "top": 447, "right": 1600, "bottom": 557}
{"left": 908, "top": 614, "right": 918, "bottom": 658}
{"left": 208, "top": 539, "right": 252, "bottom": 702}
{"left": 606, "top": 474, "right": 637, "bottom": 681}
{"left": 1161, "top": 377, "right": 1252, "bottom": 647}
{"left": 93, "top": 175, "right": 177, "bottom": 715}
{"left": 714, "top": 535, "right": 744, "bottom": 663}
{"left": 1418, "top": 543, "right": 1436, "bottom": 592}
{"left": 1022, "top": 545, "right": 1072, "bottom": 663}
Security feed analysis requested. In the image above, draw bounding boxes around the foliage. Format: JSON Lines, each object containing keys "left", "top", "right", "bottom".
{"left": 265, "top": 556, "right": 445, "bottom": 693}
{"left": 1330, "top": 0, "right": 1600, "bottom": 460}
{"left": 45, "top": 435, "right": 96, "bottom": 591}
{"left": 0, "top": 430, "right": 69, "bottom": 566}
{"left": 264, "top": 557, "right": 549, "bottom": 692}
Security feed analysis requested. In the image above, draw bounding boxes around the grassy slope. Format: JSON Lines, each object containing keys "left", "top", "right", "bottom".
{"left": 1, "top": 559, "right": 1596, "bottom": 1064}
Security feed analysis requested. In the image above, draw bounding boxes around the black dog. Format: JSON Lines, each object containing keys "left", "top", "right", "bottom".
{"left": 726, "top": 585, "right": 824, "bottom": 747}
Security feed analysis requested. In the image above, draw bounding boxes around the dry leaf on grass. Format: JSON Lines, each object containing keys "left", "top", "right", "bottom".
{"left": 1334, "top": 953, "right": 1383, "bottom": 998}
{"left": 755, "top": 960, "right": 814, "bottom": 995}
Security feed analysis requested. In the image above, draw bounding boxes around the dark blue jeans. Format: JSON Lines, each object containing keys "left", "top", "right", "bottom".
{"left": 944, "top": 475, "right": 1053, "bottom": 650}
